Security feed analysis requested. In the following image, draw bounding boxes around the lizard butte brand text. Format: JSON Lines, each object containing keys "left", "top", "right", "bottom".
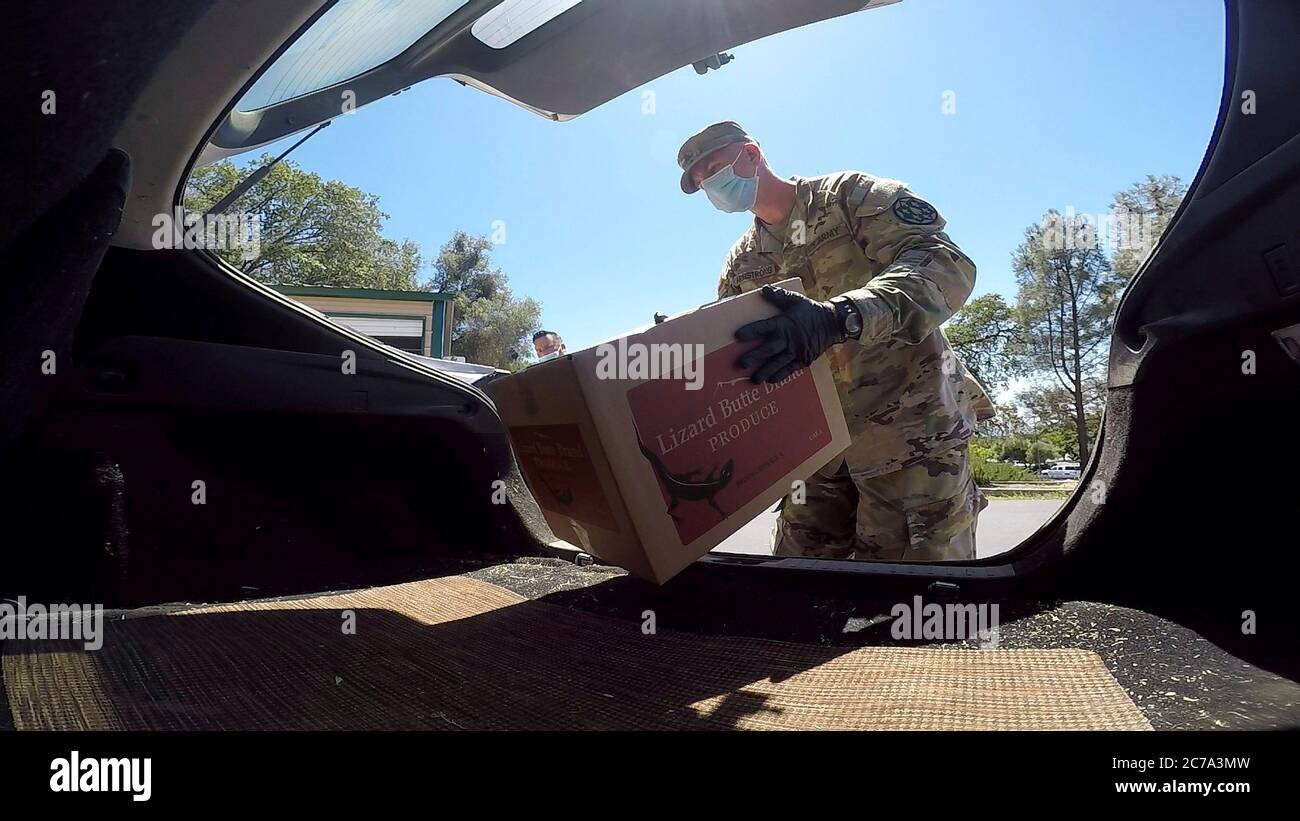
{"left": 655, "top": 368, "right": 804, "bottom": 455}
{"left": 595, "top": 340, "right": 705, "bottom": 390}
{"left": 50, "top": 751, "right": 151, "bottom": 802}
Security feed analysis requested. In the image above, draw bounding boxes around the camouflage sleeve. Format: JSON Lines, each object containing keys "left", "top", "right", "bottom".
{"left": 839, "top": 179, "right": 976, "bottom": 345}
{"left": 716, "top": 241, "right": 742, "bottom": 299}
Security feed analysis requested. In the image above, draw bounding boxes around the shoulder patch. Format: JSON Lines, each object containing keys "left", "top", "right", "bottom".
{"left": 892, "top": 196, "right": 938, "bottom": 226}
{"left": 848, "top": 175, "right": 908, "bottom": 217}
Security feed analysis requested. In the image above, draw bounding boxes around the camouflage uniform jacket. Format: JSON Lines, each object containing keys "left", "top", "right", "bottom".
{"left": 717, "top": 171, "right": 995, "bottom": 479}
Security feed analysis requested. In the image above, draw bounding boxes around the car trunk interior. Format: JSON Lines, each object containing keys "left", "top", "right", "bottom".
{"left": 4, "top": 244, "right": 550, "bottom": 607}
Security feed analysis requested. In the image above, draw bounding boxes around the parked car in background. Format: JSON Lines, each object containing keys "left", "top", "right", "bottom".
{"left": 1041, "top": 462, "right": 1082, "bottom": 480}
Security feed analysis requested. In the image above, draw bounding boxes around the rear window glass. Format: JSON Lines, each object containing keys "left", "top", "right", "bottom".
{"left": 471, "top": 0, "right": 585, "bottom": 49}
{"left": 237, "top": 0, "right": 469, "bottom": 112}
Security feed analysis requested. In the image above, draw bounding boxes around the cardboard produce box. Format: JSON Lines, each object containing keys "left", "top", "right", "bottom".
{"left": 488, "top": 279, "right": 850, "bottom": 583}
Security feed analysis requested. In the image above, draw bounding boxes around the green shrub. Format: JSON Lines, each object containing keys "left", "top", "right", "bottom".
{"left": 998, "top": 436, "right": 1031, "bottom": 463}
{"left": 972, "top": 458, "right": 1034, "bottom": 486}
{"left": 1025, "top": 440, "right": 1059, "bottom": 470}
{"left": 969, "top": 437, "right": 1000, "bottom": 463}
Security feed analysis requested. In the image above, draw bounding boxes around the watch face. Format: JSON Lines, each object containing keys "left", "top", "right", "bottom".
{"left": 836, "top": 299, "right": 862, "bottom": 335}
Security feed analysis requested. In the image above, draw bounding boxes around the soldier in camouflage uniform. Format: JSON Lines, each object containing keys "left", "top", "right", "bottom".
{"left": 678, "top": 121, "right": 995, "bottom": 561}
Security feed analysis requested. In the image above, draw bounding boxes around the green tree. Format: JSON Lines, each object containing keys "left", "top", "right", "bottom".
{"left": 183, "top": 157, "right": 423, "bottom": 288}
{"left": 998, "top": 436, "right": 1030, "bottom": 464}
{"left": 185, "top": 161, "right": 543, "bottom": 369}
{"left": 1025, "top": 440, "right": 1058, "bottom": 470}
{"left": 969, "top": 437, "right": 1000, "bottom": 463}
{"left": 1012, "top": 212, "right": 1124, "bottom": 464}
{"left": 429, "top": 231, "right": 541, "bottom": 370}
{"left": 1016, "top": 381, "right": 1103, "bottom": 460}
{"left": 977, "top": 401, "right": 1029, "bottom": 439}
{"left": 945, "top": 293, "right": 1024, "bottom": 395}
{"left": 1110, "top": 175, "right": 1188, "bottom": 282}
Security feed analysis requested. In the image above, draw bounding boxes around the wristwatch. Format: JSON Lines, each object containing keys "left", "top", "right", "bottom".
{"left": 830, "top": 296, "right": 863, "bottom": 341}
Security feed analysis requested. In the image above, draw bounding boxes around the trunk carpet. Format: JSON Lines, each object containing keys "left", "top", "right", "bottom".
{"left": 3, "top": 574, "right": 1149, "bottom": 730}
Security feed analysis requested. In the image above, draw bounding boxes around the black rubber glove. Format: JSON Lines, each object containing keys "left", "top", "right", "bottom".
{"left": 735, "top": 285, "right": 841, "bottom": 383}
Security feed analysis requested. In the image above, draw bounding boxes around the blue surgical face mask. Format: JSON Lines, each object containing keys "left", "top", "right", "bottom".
{"left": 699, "top": 148, "right": 758, "bottom": 213}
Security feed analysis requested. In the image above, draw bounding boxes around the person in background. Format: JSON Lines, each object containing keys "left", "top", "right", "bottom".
{"left": 532, "top": 330, "right": 567, "bottom": 362}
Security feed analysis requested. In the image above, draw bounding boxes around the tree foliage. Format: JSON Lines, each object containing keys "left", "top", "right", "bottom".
{"left": 976, "top": 401, "right": 1030, "bottom": 439}
{"left": 183, "top": 159, "right": 542, "bottom": 369}
{"left": 1110, "top": 174, "right": 1188, "bottom": 282}
{"left": 945, "top": 293, "right": 1023, "bottom": 395}
{"left": 977, "top": 176, "right": 1188, "bottom": 464}
{"left": 1025, "top": 440, "right": 1058, "bottom": 469}
{"left": 1015, "top": 380, "right": 1104, "bottom": 460}
{"left": 429, "top": 231, "right": 541, "bottom": 370}
{"left": 997, "top": 436, "right": 1030, "bottom": 463}
{"left": 1011, "top": 212, "right": 1124, "bottom": 463}
{"left": 184, "top": 157, "right": 423, "bottom": 289}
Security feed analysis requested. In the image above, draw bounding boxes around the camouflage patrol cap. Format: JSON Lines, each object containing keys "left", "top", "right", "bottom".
{"left": 677, "top": 121, "right": 754, "bottom": 194}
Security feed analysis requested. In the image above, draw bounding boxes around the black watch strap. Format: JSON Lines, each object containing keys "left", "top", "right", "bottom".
{"left": 831, "top": 296, "right": 863, "bottom": 340}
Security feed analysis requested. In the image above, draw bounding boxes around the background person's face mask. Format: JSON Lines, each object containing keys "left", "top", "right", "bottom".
{"left": 700, "top": 148, "right": 758, "bottom": 213}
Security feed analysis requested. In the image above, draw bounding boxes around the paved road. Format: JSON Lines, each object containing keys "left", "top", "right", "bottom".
{"left": 712, "top": 498, "right": 1066, "bottom": 559}
{"left": 974, "top": 498, "right": 1066, "bottom": 556}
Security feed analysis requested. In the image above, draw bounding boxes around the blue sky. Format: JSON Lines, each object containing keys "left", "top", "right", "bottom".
{"left": 248, "top": 0, "right": 1226, "bottom": 354}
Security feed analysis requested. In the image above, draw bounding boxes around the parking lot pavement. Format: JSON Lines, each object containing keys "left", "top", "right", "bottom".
{"left": 973, "top": 498, "right": 1066, "bottom": 556}
{"left": 712, "top": 498, "right": 1067, "bottom": 559}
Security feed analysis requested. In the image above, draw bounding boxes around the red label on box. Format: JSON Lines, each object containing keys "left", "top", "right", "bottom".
{"left": 626, "top": 341, "right": 831, "bottom": 545}
{"left": 511, "top": 424, "right": 619, "bottom": 532}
